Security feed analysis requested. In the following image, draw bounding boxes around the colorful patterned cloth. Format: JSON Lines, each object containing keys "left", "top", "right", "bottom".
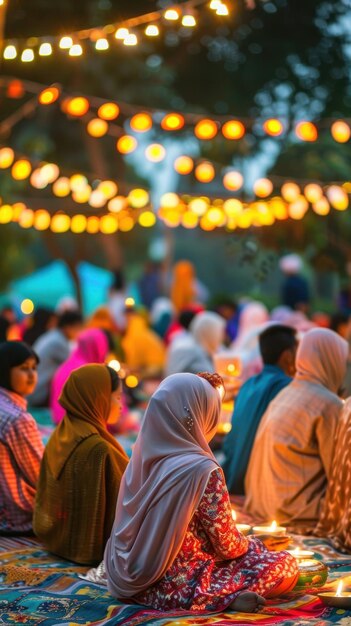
{"left": 1, "top": 534, "right": 351, "bottom": 625}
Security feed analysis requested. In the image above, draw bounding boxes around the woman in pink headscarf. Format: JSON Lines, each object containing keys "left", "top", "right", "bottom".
{"left": 50, "top": 328, "right": 110, "bottom": 424}
{"left": 103, "top": 372, "right": 298, "bottom": 613}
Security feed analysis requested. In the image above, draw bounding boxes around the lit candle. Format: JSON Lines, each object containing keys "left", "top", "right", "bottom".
{"left": 231, "top": 510, "right": 251, "bottom": 535}
{"left": 288, "top": 547, "right": 315, "bottom": 560}
{"left": 252, "top": 520, "right": 286, "bottom": 536}
{"left": 318, "top": 580, "right": 351, "bottom": 608}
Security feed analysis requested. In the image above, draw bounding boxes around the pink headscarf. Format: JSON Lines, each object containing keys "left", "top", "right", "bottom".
{"left": 104, "top": 373, "right": 221, "bottom": 599}
{"left": 295, "top": 328, "right": 348, "bottom": 394}
{"left": 50, "top": 328, "right": 109, "bottom": 424}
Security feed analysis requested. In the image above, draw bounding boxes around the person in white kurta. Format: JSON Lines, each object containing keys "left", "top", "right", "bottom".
{"left": 245, "top": 328, "right": 348, "bottom": 530}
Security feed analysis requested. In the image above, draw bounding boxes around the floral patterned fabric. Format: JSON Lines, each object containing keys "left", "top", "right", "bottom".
{"left": 135, "top": 469, "right": 298, "bottom": 612}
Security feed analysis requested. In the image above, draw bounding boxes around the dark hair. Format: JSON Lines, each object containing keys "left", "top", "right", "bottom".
{"left": 111, "top": 269, "right": 125, "bottom": 291}
{"left": 0, "top": 341, "right": 39, "bottom": 391}
{"left": 259, "top": 324, "right": 297, "bottom": 365}
{"left": 57, "top": 311, "right": 83, "bottom": 329}
{"left": 106, "top": 366, "right": 121, "bottom": 392}
{"left": 330, "top": 312, "right": 350, "bottom": 333}
{"left": 178, "top": 309, "right": 197, "bottom": 330}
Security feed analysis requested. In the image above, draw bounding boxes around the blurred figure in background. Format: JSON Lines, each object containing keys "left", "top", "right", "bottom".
{"left": 29, "top": 311, "right": 83, "bottom": 407}
{"left": 280, "top": 254, "right": 310, "bottom": 313}
{"left": 109, "top": 269, "right": 127, "bottom": 332}
{"left": 170, "top": 260, "right": 208, "bottom": 314}
{"left": 166, "top": 311, "right": 225, "bottom": 376}
{"left": 122, "top": 308, "right": 165, "bottom": 379}
{"left": 150, "top": 297, "right": 174, "bottom": 339}
{"left": 139, "top": 261, "right": 164, "bottom": 310}
{"left": 226, "top": 301, "right": 270, "bottom": 382}
{"left": 0, "top": 341, "right": 44, "bottom": 533}
{"left": 50, "top": 327, "right": 111, "bottom": 424}
{"left": 330, "top": 311, "right": 351, "bottom": 339}
{"left": 222, "top": 325, "right": 297, "bottom": 495}
{"left": 0, "top": 315, "right": 10, "bottom": 342}
{"left": 23, "top": 307, "right": 57, "bottom": 346}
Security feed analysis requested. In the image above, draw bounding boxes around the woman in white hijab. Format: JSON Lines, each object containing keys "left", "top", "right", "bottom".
{"left": 165, "top": 311, "right": 226, "bottom": 376}
{"left": 103, "top": 372, "right": 298, "bottom": 613}
{"left": 245, "top": 328, "right": 348, "bottom": 531}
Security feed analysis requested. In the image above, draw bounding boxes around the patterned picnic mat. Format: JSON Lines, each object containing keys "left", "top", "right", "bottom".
{"left": 1, "top": 534, "right": 351, "bottom": 626}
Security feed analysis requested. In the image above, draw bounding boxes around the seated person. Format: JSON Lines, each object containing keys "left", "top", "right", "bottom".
{"left": 101, "top": 372, "right": 298, "bottom": 613}
{"left": 33, "top": 364, "right": 128, "bottom": 565}
{"left": 245, "top": 328, "right": 348, "bottom": 529}
{"left": 222, "top": 324, "right": 297, "bottom": 495}
{"left": 166, "top": 311, "right": 225, "bottom": 376}
{"left": 50, "top": 327, "right": 111, "bottom": 424}
{"left": 29, "top": 310, "right": 83, "bottom": 407}
{"left": 0, "top": 341, "right": 44, "bottom": 533}
{"left": 122, "top": 309, "right": 165, "bottom": 378}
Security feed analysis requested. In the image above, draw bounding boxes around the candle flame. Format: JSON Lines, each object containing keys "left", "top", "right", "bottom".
{"left": 231, "top": 509, "right": 237, "bottom": 521}
{"left": 271, "top": 520, "right": 277, "bottom": 531}
{"left": 336, "top": 581, "right": 343, "bottom": 597}
{"left": 292, "top": 547, "right": 300, "bottom": 555}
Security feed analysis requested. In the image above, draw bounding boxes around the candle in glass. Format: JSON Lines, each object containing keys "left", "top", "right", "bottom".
{"left": 288, "top": 547, "right": 315, "bottom": 560}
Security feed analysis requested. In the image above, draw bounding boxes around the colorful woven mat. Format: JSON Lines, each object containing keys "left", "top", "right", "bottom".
{"left": 1, "top": 535, "right": 351, "bottom": 625}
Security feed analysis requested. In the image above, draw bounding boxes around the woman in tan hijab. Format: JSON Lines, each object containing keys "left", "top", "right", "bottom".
{"left": 103, "top": 372, "right": 298, "bottom": 613}
{"left": 33, "top": 364, "right": 128, "bottom": 565}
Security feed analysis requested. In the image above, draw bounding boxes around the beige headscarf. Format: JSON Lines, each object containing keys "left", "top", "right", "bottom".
{"left": 190, "top": 311, "right": 226, "bottom": 356}
{"left": 295, "top": 328, "right": 348, "bottom": 394}
{"left": 104, "top": 373, "right": 221, "bottom": 599}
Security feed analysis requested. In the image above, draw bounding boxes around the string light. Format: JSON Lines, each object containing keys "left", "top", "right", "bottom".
{"left": 3, "top": 45, "right": 17, "bottom": 59}
{"left": 69, "top": 44, "right": 83, "bottom": 57}
{"left": 182, "top": 15, "right": 197, "bottom": 26}
{"left": 21, "top": 49, "right": 34, "bottom": 62}
{"left": 115, "top": 28, "right": 129, "bottom": 40}
{"left": 116, "top": 135, "right": 138, "bottom": 154}
{"left": 59, "top": 36, "right": 73, "bottom": 49}
{"left": 38, "top": 42, "right": 53, "bottom": 56}
{"left": 145, "top": 25, "right": 159, "bottom": 36}
{"left": 216, "top": 3, "right": 229, "bottom": 15}
{"left": 95, "top": 38, "right": 109, "bottom": 51}
{"left": 98, "top": 102, "right": 119, "bottom": 120}
{"left": 164, "top": 8, "right": 180, "bottom": 20}
{"left": 123, "top": 33, "right": 138, "bottom": 46}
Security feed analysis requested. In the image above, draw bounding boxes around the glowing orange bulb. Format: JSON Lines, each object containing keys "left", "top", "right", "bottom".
{"left": 65, "top": 97, "right": 90, "bottom": 117}
{"left": 53, "top": 177, "right": 71, "bottom": 197}
{"left": 295, "top": 121, "right": 318, "bottom": 142}
{"left": 51, "top": 214, "right": 71, "bottom": 233}
{"left": 86, "top": 216, "right": 100, "bottom": 233}
{"left": 138, "top": 211, "right": 156, "bottom": 227}
{"left": 222, "top": 120, "right": 245, "bottom": 140}
{"left": 174, "top": 156, "right": 194, "bottom": 175}
{"left": 34, "top": 210, "right": 51, "bottom": 231}
{"left": 223, "top": 171, "right": 243, "bottom": 191}
{"left": 194, "top": 119, "right": 218, "bottom": 140}
{"left": 7, "top": 80, "right": 24, "bottom": 98}
{"left": 145, "top": 143, "right": 166, "bottom": 162}
{"left": 100, "top": 215, "right": 118, "bottom": 234}
{"left": 253, "top": 178, "right": 273, "bottom": 198}
{"left": 116, "top": 135, "right": 138, "bottom": 154}
{"left": 263, "top": 118, "right": 284, "bottom": 136}
{"left": 87, "top": 118, "right": 108, "bottom": 137}
{"left": 195, "top": 162, "right": 215, "bottom": 183}
{"left": 0, "top": 147, "right": 14, "bottom": 168}
{"left": 39, "top": 87, "right": 60, "bottom": 105}
{"left": 71, "top": 214, "right": 87, "bottom": 233}
{"left": 98, "top": 102, "right": 120, "bottom": 121}
{"left": 281, "top": 182, "right": 300, "bottom": 202}
{"left": 331, "top": 120, "right": 351, "bottom": 143}
{"left": 130, "top": 112, "right": 153, "bottom": 132}
{"left": 161, "top": 113, "right": 185, "bottom": 131}
{"left": 12, "top": 159, "right": 32, "bottom": 180}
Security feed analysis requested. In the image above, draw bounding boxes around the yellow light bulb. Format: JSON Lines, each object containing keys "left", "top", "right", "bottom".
{"left": 124, "top": 33, "right": 138, "bottom": 46}
{"left": 182, "top": 15, "right": 196, "bottom": 27}
{"left": 69, "top": 44, "right": 83, "bottom": 56}
{"left": 21, "top": 299, "right": 34, "bottom": 315}
{"left": 21, "top": 48, "right": 34, "bottom": 62}
{"left": 145, "top": 25, "right": 159, "bottom": 36}
{"left": 164, "top": 8, "right": 180, "bottom": 20}
{"left": 216, "top": 4, "right": 229, "bottom": 15}
{"left": 138, "top": 211, "right": 156, "bottom": 227}
{"left": 59, "top": 36, "right": 73, "bottom": 49}
{"left": 95, "top": 38, "right": 109, "bottom": 50}
{"left": 115, "top": 28, "right": 129, "bottom": 39}
{"left": 39, "top": 42, "right": 53, "bottom": 56}
{"left": 3, "top": 45, "right": 17, "bottom": 59}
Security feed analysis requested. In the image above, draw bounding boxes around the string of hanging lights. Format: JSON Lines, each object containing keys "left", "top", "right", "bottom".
{"left": 2, "top": 0, "right": 229, "bottom": 62}
{"left": 2, "top": 77, "right": 351, "bottom": 145}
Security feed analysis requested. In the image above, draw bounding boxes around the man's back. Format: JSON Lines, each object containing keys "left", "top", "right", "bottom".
{"left": 222, "top": 365, "right": 291, "bottom": 495}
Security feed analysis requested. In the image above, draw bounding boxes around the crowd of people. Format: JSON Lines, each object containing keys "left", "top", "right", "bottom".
{"left": 1, "top": 257, "right": 351, "bottom": 613}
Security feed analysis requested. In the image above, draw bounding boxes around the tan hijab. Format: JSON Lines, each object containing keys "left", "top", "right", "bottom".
{"left": 295, "top": 328, "right": 348, "bottom": 394}
{"left": 104, "top": 373, "right": 221, "bottom": 599}
{"left": 48, "top": 364, "right": 128, "bottom": 480}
